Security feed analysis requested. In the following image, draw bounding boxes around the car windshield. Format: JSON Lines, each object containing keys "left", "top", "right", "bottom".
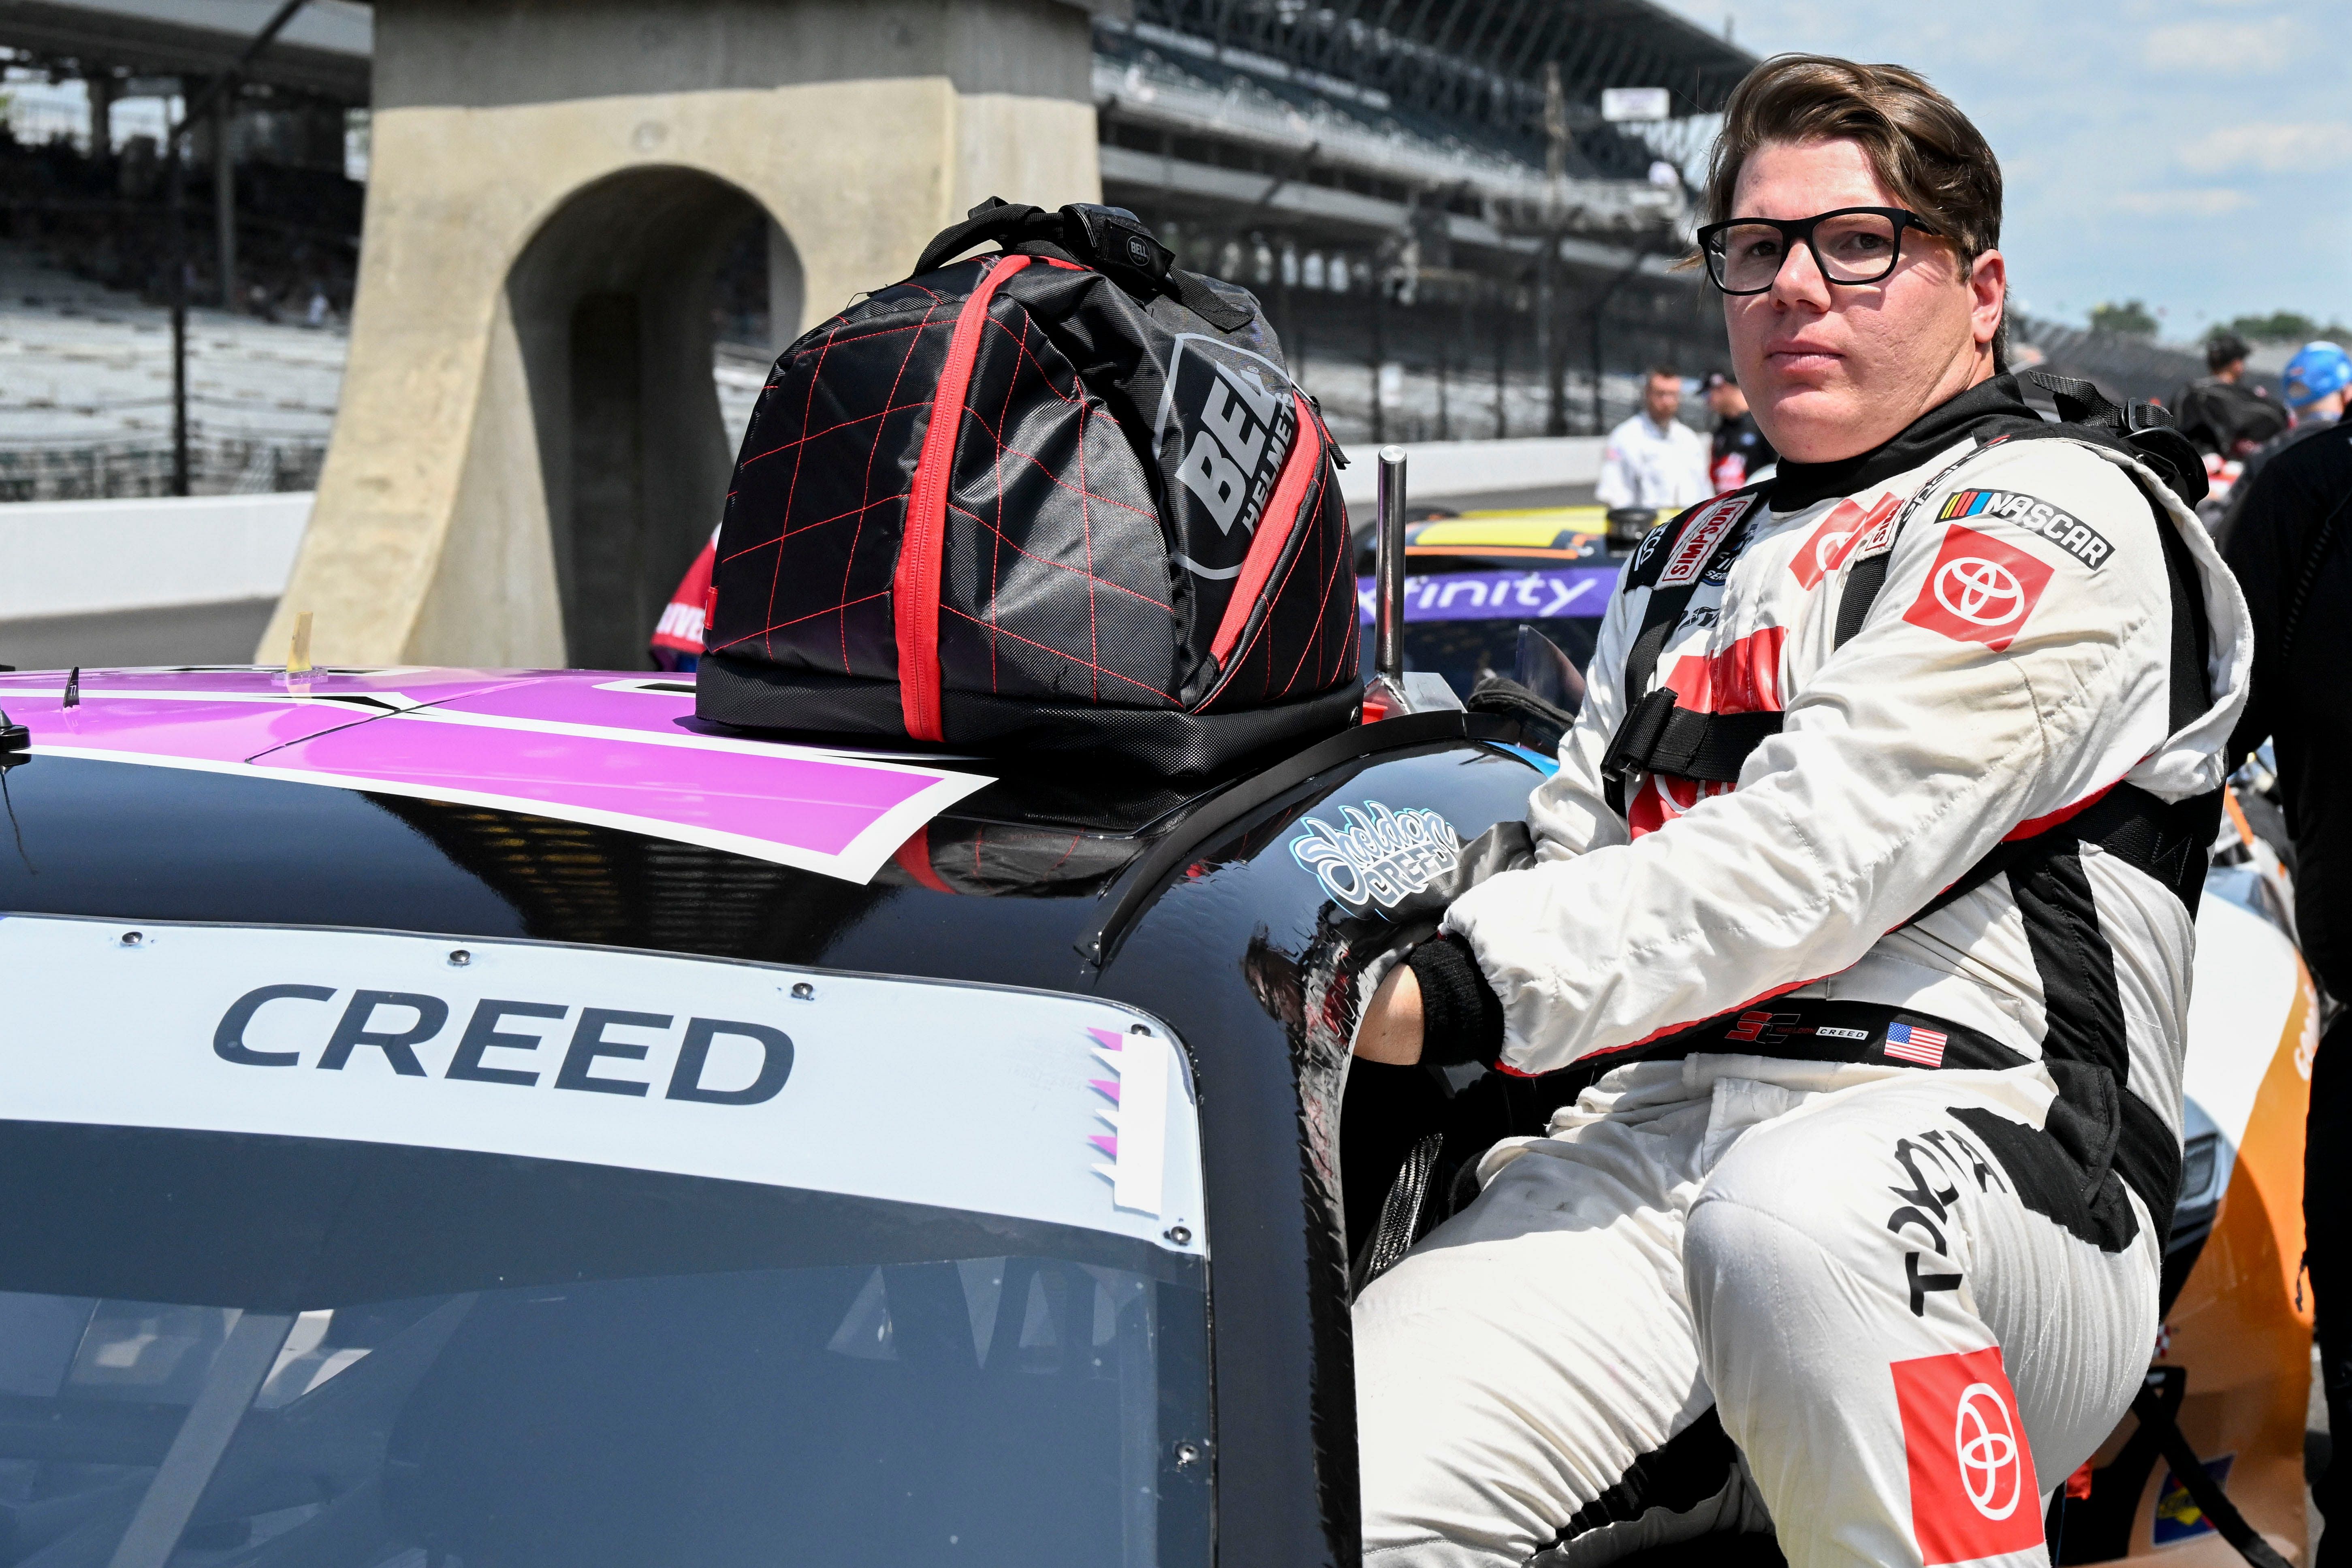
{"left": 0, "top": 1126, "right": 1207, "bottom": 1568}
{"left": 0, "top": 917, "right": 1212, "bottom": 1568}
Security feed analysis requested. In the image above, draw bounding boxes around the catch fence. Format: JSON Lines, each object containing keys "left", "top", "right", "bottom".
{"left": 0, "top": 432, "right": 326, "bottom": 501}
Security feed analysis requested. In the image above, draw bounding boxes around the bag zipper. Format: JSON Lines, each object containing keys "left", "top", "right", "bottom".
{"left": 894, "top": 252, "right": 1033, "bottom": 742}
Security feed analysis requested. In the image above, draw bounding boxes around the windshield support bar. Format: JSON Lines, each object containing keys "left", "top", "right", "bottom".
{"left": 106, "top": 1309, "right": 297, "bottom": 1568}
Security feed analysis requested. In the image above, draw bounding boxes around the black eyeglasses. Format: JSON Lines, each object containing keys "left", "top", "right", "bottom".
{"left": 1695, "top": 207, "right": 1942, "bottom": 296}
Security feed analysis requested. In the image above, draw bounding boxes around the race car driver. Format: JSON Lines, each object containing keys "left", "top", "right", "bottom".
{"left": 1351, "top": 53, "right": 2249, "bottom": 1568}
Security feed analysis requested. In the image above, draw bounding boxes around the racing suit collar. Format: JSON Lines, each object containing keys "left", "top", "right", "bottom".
{"left": 1767, "top": 372, "right": 2038, "bottom": 512}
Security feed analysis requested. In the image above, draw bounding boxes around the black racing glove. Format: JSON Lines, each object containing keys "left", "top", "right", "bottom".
{"left": 1406, "top": 932, "right": 1506, "bottom": 1069}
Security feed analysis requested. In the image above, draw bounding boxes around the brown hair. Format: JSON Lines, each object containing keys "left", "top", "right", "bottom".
{"left": 1702, "top": 54, "right": 2006, "bottom": 361}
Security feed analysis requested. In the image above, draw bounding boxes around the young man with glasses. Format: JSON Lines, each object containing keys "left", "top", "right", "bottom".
{"left": 1350, "top": 53, "right": 2249, "bottom": 1567}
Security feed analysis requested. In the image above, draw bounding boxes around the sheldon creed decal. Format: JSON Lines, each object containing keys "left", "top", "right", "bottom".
{"left": 1291, "top": 801, "right": 1463, "bottom": 913}
{"left": 216, "top": 983, "right": 791, "bottom": 1104}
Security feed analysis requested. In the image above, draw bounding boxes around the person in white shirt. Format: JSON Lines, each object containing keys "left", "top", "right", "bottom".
{"left": 1595, "top": 367, "right": 1712, "bottom": 510}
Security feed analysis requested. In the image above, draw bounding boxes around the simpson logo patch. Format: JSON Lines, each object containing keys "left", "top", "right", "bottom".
{"left": 1903, "top": 524, "right": 2057, "bottom": 652}
{"left": 1893, "top": 1347, "right": 2043, "bottom": 1565}
{"left": 1938, "top": 488, "right": 2113, "bottom": 570}
{"left": 1657, "top": 493, "right": 1752, "bottom": 587}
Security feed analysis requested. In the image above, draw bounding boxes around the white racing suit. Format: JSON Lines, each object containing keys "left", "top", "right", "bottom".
{"left": 1355, "top": 375, "right": 2253, "bottom": 1568}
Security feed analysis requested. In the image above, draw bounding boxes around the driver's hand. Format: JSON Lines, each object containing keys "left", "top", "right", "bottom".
{"left": 1355, "top": 962, "right": 1425, "bottom": 1065}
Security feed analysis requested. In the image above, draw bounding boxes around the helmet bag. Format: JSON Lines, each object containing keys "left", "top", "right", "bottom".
{"left": 693, "top": 200, "right": 1360, "bottom": 775}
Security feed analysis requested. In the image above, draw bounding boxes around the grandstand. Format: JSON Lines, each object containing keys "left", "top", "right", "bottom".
{"left": 0, "top": 0, "right": 1755, "bottom": 495}
{"left": 1095, "top": 0, "right": 1757, "bottom": 443}
{"left": 0, "top": 1, "right": 2239, "bottom": 498}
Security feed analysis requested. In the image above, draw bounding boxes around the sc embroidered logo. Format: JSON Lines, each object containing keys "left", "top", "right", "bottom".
{"left": 1903, "top": 524, "right": 2055, "bottom": 652}
{"left": 1788, "top": 492, "right": 1899, "bottom": 590}
{"left": 1893, "top": 1346, "right": 2044, "bottom": 1564}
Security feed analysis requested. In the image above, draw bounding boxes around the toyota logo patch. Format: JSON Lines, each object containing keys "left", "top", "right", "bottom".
{"left": 1932, "top": 559, "right": 2028, "bottom": 627}
{"left": 1953, "top": 1380, "right": 2023, "bottom": 1519}
{"left": 1893, "top": 1346, "right": 2045, "bottom": 1564}
{"left": 1903, "top": 523, "right": 2055, "bottom": 651}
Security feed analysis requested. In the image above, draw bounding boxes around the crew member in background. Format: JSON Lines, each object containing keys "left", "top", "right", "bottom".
{"left": 2218, "top": 341, "right": 2351, "bottom": 546}
{"left": 2224, "top": 350, "right": 2352, "bottom": 1567}
{"left": 1703, "top": 369, "right": 1777, "bottom": 493}
{"left": 2278, "top": 341, "right": 2350, "bottom": 429}
{"left": 2172, "top": 331, "right": 2286, "bottom": 461}
{"left": 650, "top": 525, "right": 721, "bottom": 672}
{"left": 1595, "top": 366, "right": 1711, "bottom": 510}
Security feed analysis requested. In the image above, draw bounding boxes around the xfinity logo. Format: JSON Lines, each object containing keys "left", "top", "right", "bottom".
{"left": 213, "top": 985, "right": 792, "bottom": 1105}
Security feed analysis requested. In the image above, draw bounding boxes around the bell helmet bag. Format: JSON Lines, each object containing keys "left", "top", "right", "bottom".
{"left": 694, "top": 200, "right": 1360, "bottom": 774}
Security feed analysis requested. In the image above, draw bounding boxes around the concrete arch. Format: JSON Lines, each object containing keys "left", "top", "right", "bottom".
{"left": 506, "top": 164, "right": 767, "bottom": 666}
{"left": 264, "top": 0, "right": 1106, "bottom": 670}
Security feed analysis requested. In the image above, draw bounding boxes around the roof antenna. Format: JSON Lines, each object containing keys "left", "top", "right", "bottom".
{"left": 62, "top": 667, "right": 79, "bottom": 710}
{"left": 1361, "top": 448, "right": 1462, "bottom": 721}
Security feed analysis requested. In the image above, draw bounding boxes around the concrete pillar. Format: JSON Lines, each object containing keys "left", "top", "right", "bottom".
{"left": 85, "top": 72, "right": 116, "bottom": 164}
{"left": 263, "top": 0, "right": 1110, "bottom": 670}
{"left": 213, "top": 102, "right": 237, "bottom": 311}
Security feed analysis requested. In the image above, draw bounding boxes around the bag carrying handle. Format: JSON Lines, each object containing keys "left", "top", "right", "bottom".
{"left": 912, "top": 199, "right": 1065, "bottom": 276}
{"left": 912, "top": 198, "right": 1253, "bottom": 332}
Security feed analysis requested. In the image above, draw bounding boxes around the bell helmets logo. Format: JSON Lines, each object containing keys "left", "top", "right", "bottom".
{"left": 1894, "top": 1346, "right": 2043, "bottom": 1565}
{"left": 1902, "top": 524, "right": 2056, "bottom": 652}
{"left": 1156, "top": 335, "right": 1299, "bottom": 582}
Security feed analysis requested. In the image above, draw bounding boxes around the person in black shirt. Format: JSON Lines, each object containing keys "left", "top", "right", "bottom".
{"left": 1703, "top": 369, "right": 1776, "bottom": 493}
{"left": 2225, "top": 416, "right": 2352, "bottom": 1563}
{"left": 2175, "top": 331, "right": 2288, "bottom": 460}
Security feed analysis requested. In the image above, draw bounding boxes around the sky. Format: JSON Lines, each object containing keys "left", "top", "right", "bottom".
{"left": 1648, "top": 0, "right": 2350, "bottom": 341}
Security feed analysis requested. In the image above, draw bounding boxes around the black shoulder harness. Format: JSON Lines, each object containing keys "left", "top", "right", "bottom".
{"left": 1598, "top": 485, "right": 1769, "bottom": 819}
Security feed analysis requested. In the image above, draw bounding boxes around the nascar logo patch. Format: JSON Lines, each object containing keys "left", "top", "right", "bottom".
{"left": 1937, "top": 488, "right": 2113, "bottom": 571}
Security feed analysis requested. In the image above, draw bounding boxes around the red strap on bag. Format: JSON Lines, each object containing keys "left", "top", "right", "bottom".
{"left": 1206, "top": 393, "right": 1323, "bottom": 668}
{"left": 895, "top": 253, "right": 1032, "bottom": 741}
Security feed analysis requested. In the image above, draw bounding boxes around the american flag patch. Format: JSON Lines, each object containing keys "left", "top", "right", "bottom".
{"left": 1884, "top": 1022, "right": 1947, "bottom": 1067}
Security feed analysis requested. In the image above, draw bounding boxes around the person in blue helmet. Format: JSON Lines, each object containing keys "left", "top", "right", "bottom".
{"left": 2283, "top": 340, "right": 2352, "bottom": 425}
{"left": 2216, "top": 341, "right": 2351, "bottom": 547}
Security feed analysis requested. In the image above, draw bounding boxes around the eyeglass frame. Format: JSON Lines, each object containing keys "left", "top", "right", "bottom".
{"left": 1694, "top": 206, "right": 1946, "bottom": 297}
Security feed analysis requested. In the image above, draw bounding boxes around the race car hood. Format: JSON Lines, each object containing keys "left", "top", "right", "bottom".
{"left": 0, "top": 667, "right": 990, "bottom": 884}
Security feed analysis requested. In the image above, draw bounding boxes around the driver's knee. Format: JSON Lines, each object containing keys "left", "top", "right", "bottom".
{"left": 1686, "top": 1105, "right": 1908, "bottom": 1320}
{"left": 1681, "top": 1101, "right": 1942, "bottom": 1421}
